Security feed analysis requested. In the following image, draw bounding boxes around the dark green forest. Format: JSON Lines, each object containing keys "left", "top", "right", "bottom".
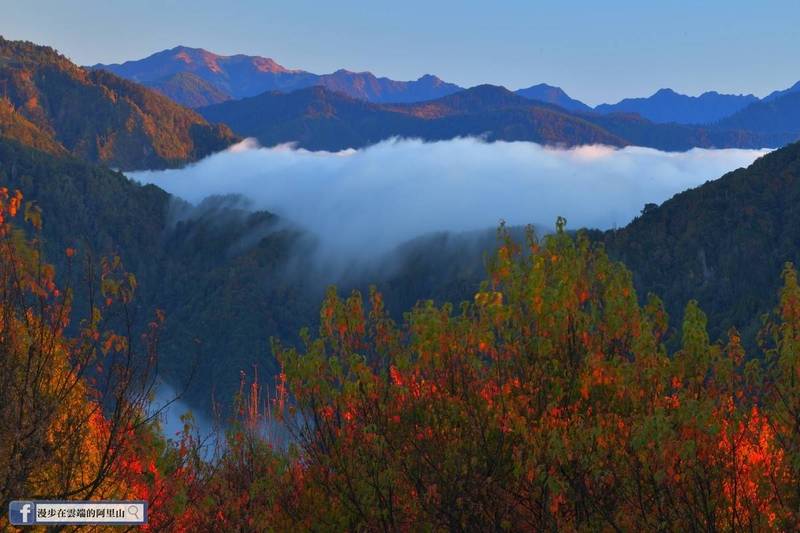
{"left": 603, "top": 140, "right": 800, "bottom": 348}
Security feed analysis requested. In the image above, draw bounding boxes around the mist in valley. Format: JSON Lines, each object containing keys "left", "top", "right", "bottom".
{"left": 131, "top": 137, "right": 769, "bottom": 284}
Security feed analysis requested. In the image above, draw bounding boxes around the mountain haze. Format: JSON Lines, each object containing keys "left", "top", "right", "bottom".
{"left": 595, "top": 88, "right": 758, "bottom": 124}
{"left": 198, "top": 85, "right": 627, "bottom": 151}
{"left": 199, "top": 84, "right": 787, "bottom": 152}
{"left": 716, "top": 90, "right": 800, "bottom": 138}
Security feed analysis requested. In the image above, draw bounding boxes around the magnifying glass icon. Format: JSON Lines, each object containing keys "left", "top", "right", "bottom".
{"left": 127, "top": 505, "right": 141, "bottom": 521}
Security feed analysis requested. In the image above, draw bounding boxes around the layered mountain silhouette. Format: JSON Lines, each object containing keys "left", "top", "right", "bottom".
{"left": 716, "top": 90, "right": 800, "bottom": 136}
{"left": 96, "top": 46, "right": 601, "bottom": 114}
{"left": 198, "top": 84, "right": 792, "bottom": 151}
{"left": 93, "top": 46, "right": 463, "bottom": 107}
{"left": 595, "top": 88, "right": 759, "bottom": 124}
{"left": 594, "top": 82, "right": 800, "bottom": 126}
{"left": 95, "top": 45, "right": 800, "bottom": 132}
{"left": 0, "top": 37, "right": 237, "bottom": 170}
{"left": 198, "top": 85, "right": 625, "bottom": 151}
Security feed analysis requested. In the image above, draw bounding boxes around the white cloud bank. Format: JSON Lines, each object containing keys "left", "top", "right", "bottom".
{"left": 131, "top": 138, "right": 769, "bottom": 268}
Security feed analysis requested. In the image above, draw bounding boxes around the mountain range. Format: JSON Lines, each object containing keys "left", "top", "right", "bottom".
{"left": 94, "top": 46, "right": 800, "bottom": 129}
{"left": 197, "top": 84, "right": 793, "bottom": 152}
{"left": 594, "top": 88, "right": 759, "bottom": 124}
{"left": 93, "top": 46, "right": 463, "bottom": 107}
{"left": 198, "top": 85, "right": 627, "bottom": 151}
{"left": 716, "top": 91, "right": 800, "bottom": 135}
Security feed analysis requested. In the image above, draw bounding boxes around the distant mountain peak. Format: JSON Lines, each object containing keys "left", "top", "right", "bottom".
{"left": 596, "top": 88, "right": 760, "bottom": 124}
{"left": 650, "top": 88, "right": 757, "bottom": 101}
{"left": 529, "top": 82, "right": 563, "bottom": 90}
{"left": 457, "top": 84, "right": 522, "bottom": 103}
{"left": 514, "top": 83, "right": 592, "bottom": 113}
{"left": 169, "top": 44, "right": 199, "bottom": 52}
{"left": 162, "top": 44, "right": 198, "bottom": 56}
{"left": 93, "top": 45, "right": 292, "bottom": 83}
{"left": 173, "top": 46, "right": 289, "bottom": 73}
{"left": 467, "top": 83, "right": 513, "bottom": 94}
{"left": 653, "top": 88, "right": 679, "bottom": 96}
{"left": 717, "top": 89, "right": 800, "bottom": 134}
{"left": 407, "top": 84, "right": 533, "bottom": 116}
{"left": 178, "top": 48, "right": 224, "bottom": 74}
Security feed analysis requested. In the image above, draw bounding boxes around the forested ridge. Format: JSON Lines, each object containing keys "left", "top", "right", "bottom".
{"left": 0, "top": 136, "right": 318, "bottom": 411}
{"left": 0, "top": 37, "right": 237, "bottom": 170}
{"left": 603, "top": 139, "right": 800, "bottom": 348}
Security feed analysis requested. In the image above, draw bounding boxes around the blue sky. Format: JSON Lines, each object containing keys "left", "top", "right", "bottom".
{"left": 3, "top": 0, "right": 798, "bottom": 105}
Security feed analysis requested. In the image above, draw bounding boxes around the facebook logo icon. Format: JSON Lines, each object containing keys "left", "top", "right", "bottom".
{"left": 9, "top": 501, "right": 35, "bottom": 525}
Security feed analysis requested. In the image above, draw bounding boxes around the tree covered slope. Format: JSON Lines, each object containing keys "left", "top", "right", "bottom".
{"left": 604, "top": 140, "right": 800, "bottom": 344}
{"left": 0, "top": 37, "right": 237, "bottom": 170}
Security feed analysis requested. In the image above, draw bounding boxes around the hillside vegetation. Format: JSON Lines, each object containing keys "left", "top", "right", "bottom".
{"left": 604, "top": 140, "right": 800, "bottom": 346}
{"left": 0, "top": 136, "right": 309, "bottom": 409}
{"left": 0, "top": 37, "right": 237, "bottom": 170}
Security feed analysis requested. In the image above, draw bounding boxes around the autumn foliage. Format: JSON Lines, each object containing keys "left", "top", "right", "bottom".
{"left": 4, "top": 189, "right": 800, "bottom": 531}
{"left": 0, "top": 190, "right": 204, "bottom": 531}
{"left": 253, "top": 219, "right": 800, "bottom": 531}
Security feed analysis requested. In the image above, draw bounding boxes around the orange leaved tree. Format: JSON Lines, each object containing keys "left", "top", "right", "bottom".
{"left": 247, "top": 220, "right": 800, "bottom": 531}
{"left": 0, "top": 189, "right": 204, "bottom": 531}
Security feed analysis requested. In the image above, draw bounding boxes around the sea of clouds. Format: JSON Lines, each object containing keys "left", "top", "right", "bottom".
{"left": 131, "top": 137, "right": 769, "bottom": 270}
